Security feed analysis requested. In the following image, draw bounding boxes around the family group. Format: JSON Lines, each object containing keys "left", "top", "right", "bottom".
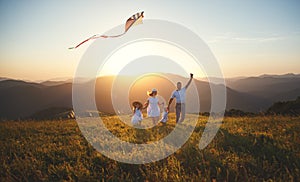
{"left": 131, "top": 73, "right": 193, "bottom": 126}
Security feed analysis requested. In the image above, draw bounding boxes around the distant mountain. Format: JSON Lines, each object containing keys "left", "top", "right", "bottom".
{"left": 28, "top": 107, "right": 74, "bottom": 120}
{"left": 0, "top": 79, "right": 45, "bottom": 90}
{"left": 266, "top": 97, "right": 300, "bottom": 116}
{"left": 197, "top": 76, "right": 246, "bottom": 85}
{"left": 258, "top": 73, "right": 300, "bottom": 78}
{"left": 39, "top": 77, "right": 76, "bottom": 86}
{"left": 41, "top": 80, "right": 69, "bottom": 86}
{"left": 273, "top": 87, "right": 300, "bottom": 101}
{"left": 226, "top": 74, "right": 300, "bottom": 102}
{"left": 42, "top": 77, "right": 72, "bottom": 82}
{"left": 0, "top": 80, "right": 72, "bottom": 120}
{"left": 0, "top": 73, "right": 299, "bottom": 120}
{"left": 0, "top": 77, "right": 9, "bottom": 81}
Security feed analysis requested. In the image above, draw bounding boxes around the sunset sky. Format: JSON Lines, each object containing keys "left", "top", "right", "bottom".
{"left": 0, "top": 0, "right": 299, "bottom": 81}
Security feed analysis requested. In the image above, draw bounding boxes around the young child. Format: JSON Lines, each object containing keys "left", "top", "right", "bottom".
{"left": 131, "top": 101, "right": 143, "bottom": 125}
{"left": 160, "top": 103, "right": 169, "bottom": 124}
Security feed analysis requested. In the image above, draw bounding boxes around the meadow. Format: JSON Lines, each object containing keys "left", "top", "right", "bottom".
{"left": 0, "top": 114, "right": 299, "bottom": 181}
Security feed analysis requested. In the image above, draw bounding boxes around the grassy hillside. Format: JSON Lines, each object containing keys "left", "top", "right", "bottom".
{"left": 0, "top": 115, "right": 299, "bottom": 181}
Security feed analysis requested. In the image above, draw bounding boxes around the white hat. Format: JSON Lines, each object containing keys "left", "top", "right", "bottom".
{"left": 147, "top": 88, "right": 158, "bottom": 96}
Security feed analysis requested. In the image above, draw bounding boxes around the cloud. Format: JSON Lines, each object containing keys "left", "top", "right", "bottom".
{"left": 207, "top": 32, "right": 286, "bottom": 44}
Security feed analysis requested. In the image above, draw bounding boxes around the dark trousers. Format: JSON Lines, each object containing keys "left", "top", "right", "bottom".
{"left": 175, "top": 103, "right": 186, "bottom": 123}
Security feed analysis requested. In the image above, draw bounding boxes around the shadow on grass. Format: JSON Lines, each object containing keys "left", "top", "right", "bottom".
{"left": 207, "top": 128, "right": 300, "bottom": 181}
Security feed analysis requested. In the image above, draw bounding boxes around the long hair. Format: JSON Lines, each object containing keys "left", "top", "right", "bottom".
{"left": 132, "top": 101, "right": 143, "bottom": 113}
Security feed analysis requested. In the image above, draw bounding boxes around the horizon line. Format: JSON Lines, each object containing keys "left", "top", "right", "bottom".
{"left": 1, "top": 72, "right": 300, "bottom": 83}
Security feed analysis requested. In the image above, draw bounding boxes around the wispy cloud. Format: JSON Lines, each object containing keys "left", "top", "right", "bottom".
{"left": 207, "top": 32, "right": 286, "bottom": 44}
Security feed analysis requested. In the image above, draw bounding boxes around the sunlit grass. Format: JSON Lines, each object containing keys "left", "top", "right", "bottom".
{"left": 0, "top": 115, "right": 299, "bottom": 181}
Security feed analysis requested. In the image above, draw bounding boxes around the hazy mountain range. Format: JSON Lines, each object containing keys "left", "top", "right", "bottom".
{"left": 0, "top": 73, "right": 299, "bottom": 120}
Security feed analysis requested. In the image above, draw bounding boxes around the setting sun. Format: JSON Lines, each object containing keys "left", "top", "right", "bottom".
{"left": 97, "top": 40, "right": 205, "bottom": 77}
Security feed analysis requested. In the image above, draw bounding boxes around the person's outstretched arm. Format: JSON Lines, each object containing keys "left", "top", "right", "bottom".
{"left": 184, "top": 73, "right": 193, "bottom": 89}
{"left": 167, "top": 98, "right": 174, "bottom": 112}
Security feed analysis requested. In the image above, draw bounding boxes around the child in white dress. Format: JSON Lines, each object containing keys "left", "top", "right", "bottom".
{"left": 131, "top": 101, "right": 143, "bottom": 125}
{"left": 144, "top": 88, "right": 162, "bottom": 125}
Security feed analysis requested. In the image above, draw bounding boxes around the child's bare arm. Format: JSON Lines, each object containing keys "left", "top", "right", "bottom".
{"left": 143, "top": 100, "right": 149, "bottom": 109}
{"left": 158, "top": 101, "right": 164, "bottom": 106}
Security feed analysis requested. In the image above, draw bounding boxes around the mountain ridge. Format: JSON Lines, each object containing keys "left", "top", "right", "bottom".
{"left": 0, "top": 73, "right": 299, "bottom": 120}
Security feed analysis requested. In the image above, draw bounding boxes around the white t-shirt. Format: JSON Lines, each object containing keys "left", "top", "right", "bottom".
{"left": 171, "top": 87, "right": 186, "bottom": 103}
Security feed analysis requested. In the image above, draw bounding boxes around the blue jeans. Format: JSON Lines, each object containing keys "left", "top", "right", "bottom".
{"left": 175, "top": 103, "right": 186, "bottom": 123}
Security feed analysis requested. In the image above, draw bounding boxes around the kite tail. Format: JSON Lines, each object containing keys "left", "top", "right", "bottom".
{"left": 68, "top": 35, "right": 97, "bottom": 49}
{"left": 101, "top": 32, "right": 126, "bottom": 38}
{"left": 69, "top": 32, "right": 126, "bottom": 49}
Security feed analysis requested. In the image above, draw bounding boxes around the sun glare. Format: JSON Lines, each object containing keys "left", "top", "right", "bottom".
{"left": 97, "top": 40, "right": 204, "bottom": 77}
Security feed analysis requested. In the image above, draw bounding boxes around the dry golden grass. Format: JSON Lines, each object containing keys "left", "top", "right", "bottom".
{"left": 0, "top": 114, "right": 299, "bottom": 181}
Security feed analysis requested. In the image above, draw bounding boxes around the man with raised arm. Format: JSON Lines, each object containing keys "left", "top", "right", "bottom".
{"left": 167, "top": 73, "right": 193, "bottom": 123}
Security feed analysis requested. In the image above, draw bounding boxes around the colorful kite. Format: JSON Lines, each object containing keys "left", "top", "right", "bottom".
{"left": 69, "top": 11, "right": 144, "bottom": 49}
